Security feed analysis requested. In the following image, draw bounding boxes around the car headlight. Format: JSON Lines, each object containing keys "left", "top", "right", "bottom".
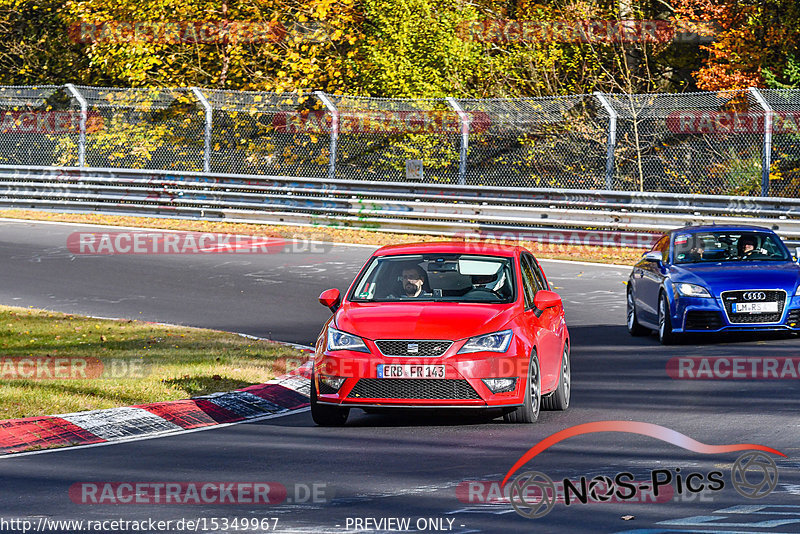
{"left": 795, "top": 286, "right": 800, "bottom": 297}
{"left": 326, "top": 327, "right": 370, "bottom": 353}
{"left": 675, "top": 283, "right": 712, "bottom": 298}
{"left": 458, "top": 330, "right": 513, "bottom": 354}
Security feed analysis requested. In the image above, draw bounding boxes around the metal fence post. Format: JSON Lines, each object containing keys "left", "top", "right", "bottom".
{"left": 64, "top": 84, "right": 87, "bottom": 167}
{"left": 749, "top": 87, "right": 773, "bottom": 197}
{"left": 191, "top": 87, "right": 212, "bottom": 173}
{"left": 446, "top": 97, "right": 469, "bottom": 185}
{"left": 594, "top": 92, "right": 617, "bottom": 190}
{"left": 315, "top": 91, "right": 338, "bottom": 181}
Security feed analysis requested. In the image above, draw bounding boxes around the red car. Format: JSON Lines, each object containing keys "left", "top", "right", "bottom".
{"left": 311, "top": 241, "right": 571, "bottom": 425}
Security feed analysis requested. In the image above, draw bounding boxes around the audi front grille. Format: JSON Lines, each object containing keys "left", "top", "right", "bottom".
{"left": 721, "top": 290, "right": 787, "bottom": 324}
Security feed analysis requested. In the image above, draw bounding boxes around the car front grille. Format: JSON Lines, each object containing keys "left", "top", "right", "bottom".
{"left": 684, "top": 310, "right": 723, "bottom": 330}
{"left": 347, "top": 379, "right": 481, "bottom": 400}
{"left": 786, "top": 309, "right": 800, "bottom": 326}
{"left": 721, "top": 290, "right": 786, "bottom": 324}
{"left": 375, "top": 340, "right": 452, "bottom": 357}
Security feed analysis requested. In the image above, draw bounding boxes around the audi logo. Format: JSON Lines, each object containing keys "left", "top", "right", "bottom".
{"left": 743, "top": 292, "right": 767, "bottom": 301}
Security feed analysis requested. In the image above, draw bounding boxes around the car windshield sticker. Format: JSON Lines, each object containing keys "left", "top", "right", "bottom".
{"left": 675, "top": 235, "right": 689, "bottom": 246}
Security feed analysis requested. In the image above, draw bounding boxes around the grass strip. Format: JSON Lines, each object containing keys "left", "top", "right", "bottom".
{"left": 0, "top": 305, "right": 307, "bottom": 420}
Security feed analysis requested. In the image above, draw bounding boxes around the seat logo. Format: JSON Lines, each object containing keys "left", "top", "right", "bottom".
{"left": 743, "top": 292, "right": 767, "bottom": 301}
{"left": 408, "top": 343, "right": 419, "bottom": 354}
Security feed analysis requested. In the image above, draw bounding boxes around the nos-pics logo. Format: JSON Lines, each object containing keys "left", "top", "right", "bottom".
{"left": 502, "top": 421, "right": 782, "bottom": 519}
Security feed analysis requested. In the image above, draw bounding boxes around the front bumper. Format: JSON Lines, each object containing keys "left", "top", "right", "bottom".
{"left": 313, "top": 343, "right": 529, "bottom": 408}
{"left": 673, "top": 293, "right": 800, "bottom": 333}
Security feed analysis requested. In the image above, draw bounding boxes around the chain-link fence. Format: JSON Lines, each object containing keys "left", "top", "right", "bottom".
{"left": 1, "top": 84, "right": 798, "bottom": 196}
{"left": 759, "top": 89, "right": 800, "bottom": 197}
{"left": 600, "top": 90, "right": 765, "bottom": 195}
{"left": 459, "top": 95, "right": 608, "bottom": 188}
{"left": 0, "top": 86, "right": 78, "bottom": 167}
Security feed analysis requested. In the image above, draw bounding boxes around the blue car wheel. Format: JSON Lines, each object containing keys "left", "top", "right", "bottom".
{"left": 658, "top": 293, "right": 679, "bottom": 345}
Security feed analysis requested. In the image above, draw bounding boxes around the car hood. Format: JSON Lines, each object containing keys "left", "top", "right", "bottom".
{"left": 670, "top": 262, "right": 800, "bottom": 295}
{"left": 334, "top": 302, "right": 516, "bottom": 341}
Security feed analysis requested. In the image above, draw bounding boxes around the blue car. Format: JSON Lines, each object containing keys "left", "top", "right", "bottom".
{"left": 627, "top": 225, "right": 800, "bottom": 344}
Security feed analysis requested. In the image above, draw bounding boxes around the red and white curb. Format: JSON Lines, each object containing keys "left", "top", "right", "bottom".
{"left": 0, "top": 359, "right": 313, "bottom": 456}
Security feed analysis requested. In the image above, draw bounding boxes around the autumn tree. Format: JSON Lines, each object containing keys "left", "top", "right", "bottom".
{"left": 674, "top": 0, "right": 800, "bottom": 90}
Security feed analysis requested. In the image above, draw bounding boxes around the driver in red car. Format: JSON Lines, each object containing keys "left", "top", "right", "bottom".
{"left": 399, "top": 264, "right": 431, "bottom": 298}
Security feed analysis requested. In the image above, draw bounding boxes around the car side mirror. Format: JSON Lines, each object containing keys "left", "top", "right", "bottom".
{"left": 318, "top": 288, "right": 341, "bottom": 313}
{"left": 534, "top": 290, "right": 562, "bottom": 310}
{"left": 643, "top": 251, "right": 663, "bottom": 263}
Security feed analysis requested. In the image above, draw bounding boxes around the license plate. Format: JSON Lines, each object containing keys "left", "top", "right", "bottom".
{"left": 377, "top": 364, "right": 445, "bottom": 379}
{"left": 732, "top": 301, "right": 778, "bottom": 313}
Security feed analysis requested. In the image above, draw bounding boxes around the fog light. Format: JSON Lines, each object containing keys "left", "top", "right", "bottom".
{"left": 482, "top": 378, "right": 516, "bottom": 393}
{"left": 319, "top": 375, "right": 346, "bottom": 392}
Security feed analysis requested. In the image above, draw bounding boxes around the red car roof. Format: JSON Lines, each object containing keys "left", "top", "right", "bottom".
{"left": 373, "top": 240, "right": 521, "bottom": 257}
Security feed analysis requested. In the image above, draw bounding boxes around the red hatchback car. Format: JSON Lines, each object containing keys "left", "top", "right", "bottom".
{"left": 311, "top": 242, "right": 571, "bottom": 425}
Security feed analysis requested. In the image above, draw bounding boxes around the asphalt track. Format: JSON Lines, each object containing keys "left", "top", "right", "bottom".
{"left": 0, "top": 219, "right": 799, "bottom": 534}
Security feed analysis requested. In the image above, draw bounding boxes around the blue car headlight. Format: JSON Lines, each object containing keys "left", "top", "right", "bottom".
{"left": 458, "top": 330, "right": 513, "bottom": 354}
{"left": 675, "top": 283, "right": 712, "bottom": 298}
{"left": 795, "top": 286, "right": 800, "bottom": 297}
{"left": 327, "top": 327, "right": 370, "bottom": 353}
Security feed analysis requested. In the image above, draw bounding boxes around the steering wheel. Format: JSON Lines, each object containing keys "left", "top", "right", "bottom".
{"left": 742, "top": 248, "right": 767, "bottom": 258}
{"left": 468, "top": 287, "right": 502, "bottom": 298}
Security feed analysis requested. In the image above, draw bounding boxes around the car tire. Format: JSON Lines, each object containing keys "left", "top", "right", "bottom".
{"left": 626, "top": 287, "right": 648, "bottom": 336}
{"left": 658, "top": 292, "right": 678, "bottom": 345}
{"left": 504, "top": 351, "right": 541, "bottom": 423}
{"left": 542, "top": 344, "right": 570, "bottom": 411}
{"left": 310, "top": 374, "right": 350, "bottom": 426}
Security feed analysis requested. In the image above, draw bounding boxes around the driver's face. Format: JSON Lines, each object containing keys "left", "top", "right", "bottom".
{"left": 744, "top": 243, "right": 755, "bottom": 252}
{"left": 401, "top": 269, "right": 424, "bottom": 296}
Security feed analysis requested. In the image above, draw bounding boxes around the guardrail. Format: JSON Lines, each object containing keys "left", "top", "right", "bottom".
{"left": 4, "top": 85, "right": 800, "bottom": 198}
{"left": 2, "top": 165, "right": 800, "bottom": 248}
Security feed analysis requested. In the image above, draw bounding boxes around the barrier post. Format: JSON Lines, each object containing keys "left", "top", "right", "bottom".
{"left": 749, "top": 87, "right": 773, "bottom": 197}
{"left": 594, "top": 92, "right": 617, "bottom": 190}
{"left": 315, "top": 91, "right": 339, "bottom": 181}
{"left": 446, "top": 97, "right": 469, "bottom": 185}
{"left": 191, "top": 87, "right": 212, "bottom": 173}
{"left": 64, "top": 84, "right": 87, "bottom": 167}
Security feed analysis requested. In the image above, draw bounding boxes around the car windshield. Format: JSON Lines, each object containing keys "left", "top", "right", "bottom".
{"left": 673, "top": 231, "right": 790, "bottom": 264}
{"left": 349, "top": 254, "right": 516, "bottom": 303}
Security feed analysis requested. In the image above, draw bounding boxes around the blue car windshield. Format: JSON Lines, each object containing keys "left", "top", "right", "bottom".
{"left": 349, "top": 254, "right": 515, "bottom": 303}
{"left": 673, "top": 231, "right": 790, "bottom": 264}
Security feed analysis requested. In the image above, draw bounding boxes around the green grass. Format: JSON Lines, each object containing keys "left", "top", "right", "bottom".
{"left": 0, "top": 305, "right": 309, "bottom": 420}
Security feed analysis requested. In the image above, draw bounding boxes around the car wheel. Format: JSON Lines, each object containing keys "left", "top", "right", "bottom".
{"left": 626, "top": 287, "right": 648, "bottom": 336}
{"left": 658, "top": 292, "right": 678, "bottom": 345}
{"left": 504, "top": 351, "right": 540, "bottom": 423}
{"left": 542, "top": 344, "right": 570, "bottom": 411}
{"left": 310, "top": 374, "right": 349, "bottom": 426}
